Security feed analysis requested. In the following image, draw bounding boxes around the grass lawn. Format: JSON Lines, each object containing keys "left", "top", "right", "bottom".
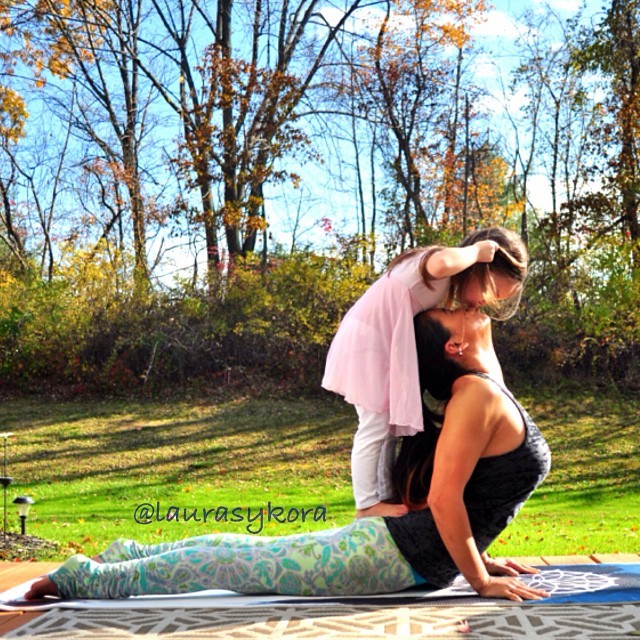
{"left": 0, "top": 382, "right": 638, "bottom": 561}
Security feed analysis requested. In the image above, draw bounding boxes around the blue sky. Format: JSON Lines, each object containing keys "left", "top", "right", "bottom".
{"left": 488, "top": 0, "right": 604, "bottom": 25}
{"left": 261, "top": 0, "right": 610, "bottom": 257}
{"left": 474, "top": 0, "right": 605, "bottom": 80}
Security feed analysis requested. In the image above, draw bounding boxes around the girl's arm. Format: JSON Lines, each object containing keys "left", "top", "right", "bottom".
{"left": 427, "top": 377, "right": 547, "bottom": 602}
{"left": 426, "top": 241, "right": 498, "bottom": 279}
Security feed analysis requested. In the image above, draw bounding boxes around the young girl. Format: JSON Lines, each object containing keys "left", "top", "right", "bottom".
{"left": 322, "top": 227, "right": 528, "bottom": 518}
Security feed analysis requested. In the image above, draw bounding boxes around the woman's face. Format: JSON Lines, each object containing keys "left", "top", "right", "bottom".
{"left": 459, "top": 273, "right": 521, "bottom": 310}
{"left": 426, "top": 307, "right": 466, "bottom": 338}
{"left": 426, "top": 307, "right": 491, "bottom": 351}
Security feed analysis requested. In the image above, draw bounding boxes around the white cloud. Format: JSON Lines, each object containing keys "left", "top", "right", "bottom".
{"left": 472, "top": 10, "right": 520, "bottom": 40}
{"left": 471, "top": 53, "right": 504, "bottom": 79}
{"left": 527, "top": 173, "right": 553, "bottom": 211}
{"left": 531, "top": 0, "right": 604, "bottom": 18}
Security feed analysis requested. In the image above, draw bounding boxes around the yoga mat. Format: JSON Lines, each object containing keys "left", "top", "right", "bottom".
{"left": 1, "top": 564, "right": 639, "bottom": 611}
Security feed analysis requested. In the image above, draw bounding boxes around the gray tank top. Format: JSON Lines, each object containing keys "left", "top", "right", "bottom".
{"left": 384, "top": 374, "right": 551, "bottom": 588}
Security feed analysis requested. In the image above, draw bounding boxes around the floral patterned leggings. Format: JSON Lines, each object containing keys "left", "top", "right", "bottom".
{"left": 49, "top": 517, "right": 419, "bottom": 599}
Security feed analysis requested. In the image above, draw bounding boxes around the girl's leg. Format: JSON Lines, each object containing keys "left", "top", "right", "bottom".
{"left": 352, "top": 406, "right": 390, "bottom": 509}
{"left": 50, "top": 518, "right": 418, "bottom": 599}
{"left": 377, "top": 433, "right": 398, "bottom": 502}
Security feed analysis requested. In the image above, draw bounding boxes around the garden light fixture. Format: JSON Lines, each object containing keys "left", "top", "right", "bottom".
{"left": 13, "top": 496, "right": 34, "bottom": 536}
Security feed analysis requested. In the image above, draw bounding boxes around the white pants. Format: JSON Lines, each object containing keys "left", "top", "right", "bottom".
{"left": 351, "top": 406, "right": 398, "bottom": 509}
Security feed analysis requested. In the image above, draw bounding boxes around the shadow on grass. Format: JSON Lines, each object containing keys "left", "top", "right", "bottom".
{"left": 4, "top": 387, "right": 639, "bottom": 508}
{"left": 2, "top": 396, "right": 355, "bottom": 487}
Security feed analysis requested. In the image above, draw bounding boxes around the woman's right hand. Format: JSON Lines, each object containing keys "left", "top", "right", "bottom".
{"left": 477, "top": 575, "right": 550, "bottom": 602}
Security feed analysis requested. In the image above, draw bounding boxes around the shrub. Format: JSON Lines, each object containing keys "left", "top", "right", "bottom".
{"left": 0, "top": 250, "right": 374, "bottom": 394}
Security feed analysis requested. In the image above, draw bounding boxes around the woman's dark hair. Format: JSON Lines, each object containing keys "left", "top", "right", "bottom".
{"left": 392, "top": 311, "right": 472, "bottom": 509}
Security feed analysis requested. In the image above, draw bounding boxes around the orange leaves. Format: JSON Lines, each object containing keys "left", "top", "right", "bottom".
{"left": 47, "top": 50, "right": 73, "bottom": 78}
{"left": 33, "top": 0, "right": 106, "bottom": 79}
{"left": 176, "top": 42, "right": 309, "bottom": 243}
{"left": 381, "top": 0, "right": 487, "bottom": 50}
{"left": 246, "top": 214, "right": 268, "bottom": 232}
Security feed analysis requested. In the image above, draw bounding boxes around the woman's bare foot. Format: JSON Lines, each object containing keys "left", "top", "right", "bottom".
{"left": 24, "top": 576, "right": 60, "bottom": 600}
{"left": 356, "top": 502, "right": 409, "bottom": 518}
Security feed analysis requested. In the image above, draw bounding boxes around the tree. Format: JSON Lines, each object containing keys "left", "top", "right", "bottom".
{"left": 33, "top": 0, "right": 153, "bottom": 287}
{"left": 351, "top": 0, "right": 487, "bottom": 249}
{"left": 576, "top": 0, "right": 640, "bottom": 268}
{"left": 124, "top": 0, "right": 375, "bottom": 283}
{"left": 0, "top": 1, "right": 31, "bottom": 272}
{"left": 506, "top": 6, "right": 598, "bottom": 304}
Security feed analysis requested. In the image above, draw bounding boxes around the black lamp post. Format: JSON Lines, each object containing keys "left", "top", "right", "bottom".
{"left": 0, "top": 433, "right": 14, "bottom": 543}
{"left": 13, "top": 496, "right": 34, "bottom": 535}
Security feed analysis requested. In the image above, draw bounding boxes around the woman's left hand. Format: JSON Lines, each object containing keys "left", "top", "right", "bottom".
{"left": 483, "top": 556, "right": 541, "bottom": 577}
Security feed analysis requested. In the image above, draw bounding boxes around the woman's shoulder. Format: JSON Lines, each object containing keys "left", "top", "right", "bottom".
{"left": 442, "top": 375, "right": 505, "bottom": 439}
{"left": 452, "top": 374, "right": 506, "bottom": 405}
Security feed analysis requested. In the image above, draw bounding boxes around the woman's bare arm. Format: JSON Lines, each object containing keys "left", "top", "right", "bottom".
{"left": 427, "top": 377, "right": 548, "bottom": 602}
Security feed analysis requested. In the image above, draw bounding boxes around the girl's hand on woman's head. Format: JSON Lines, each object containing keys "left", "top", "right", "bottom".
{"left": 474, "top": 240, "right": 499, "bottom": 263}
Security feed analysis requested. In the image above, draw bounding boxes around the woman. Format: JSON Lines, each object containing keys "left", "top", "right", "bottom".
{"left": 385, "top": 307, "right": 552, "bottom": 598}
{"left": 25, "top": 307, "right": 550, "bottom": 603}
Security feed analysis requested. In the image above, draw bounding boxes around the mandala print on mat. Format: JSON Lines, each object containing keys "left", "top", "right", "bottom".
{"left": 440, "top": 567, "right": 618, "bottom": 600}
{"left": 525, "top": 569, "right": 616, "bottom": 597}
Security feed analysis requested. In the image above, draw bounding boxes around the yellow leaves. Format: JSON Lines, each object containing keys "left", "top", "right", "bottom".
{"left": 0, "top": 86, "right": 28, "bottom": 141}
{"left": 54, "top": 241, "right": 136, "bottom": 312}
{"left": 0, "top": 269, "right": 17, "bottom": 293}
{"left": 222, "top": 202, "right": 244, "bottom": 228}
{"left": 48, "top": 53, "right": 72, "bottom": 78}
{"left": 439, "top": 22, "right": 469, "bottom": 49}
{"left": 246, "top": 214, "right": 267, "bottom": 232}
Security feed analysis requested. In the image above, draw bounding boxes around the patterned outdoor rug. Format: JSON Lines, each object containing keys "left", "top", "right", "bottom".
{"left": 5, "top": 602, "right": 640, "bottom": 638}
{"left": 2, "top": 565, "right": 640, "bottom": 638}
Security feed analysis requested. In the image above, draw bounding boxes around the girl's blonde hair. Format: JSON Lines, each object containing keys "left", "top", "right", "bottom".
{"left": 388, "top": 227, "right": 528, "bottom": 320}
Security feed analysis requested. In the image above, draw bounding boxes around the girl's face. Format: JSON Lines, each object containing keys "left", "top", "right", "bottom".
{"left": 459, "top": 273, "right": 521, "bottom": 310}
